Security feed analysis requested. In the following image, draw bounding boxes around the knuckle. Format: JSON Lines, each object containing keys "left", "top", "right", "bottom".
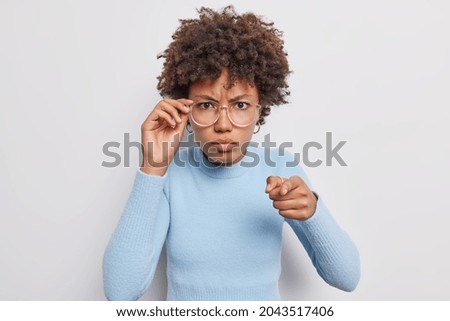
{"left": 300, "top": 189, "right": 309, "bottom": 197}
{"left": 293, "top": 176, "right": 304, "bottom": 185}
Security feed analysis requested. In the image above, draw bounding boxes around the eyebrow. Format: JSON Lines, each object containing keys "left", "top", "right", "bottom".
{"left": 193, "top": 94, "right": 254, "bottom": 102}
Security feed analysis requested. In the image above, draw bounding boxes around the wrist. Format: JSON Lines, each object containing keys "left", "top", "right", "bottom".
{"left": 305, "top": 191, "right": 319, "bottom": 220}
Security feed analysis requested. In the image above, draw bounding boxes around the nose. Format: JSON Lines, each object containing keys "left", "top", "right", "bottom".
{"left": 214, "top": 107, "right": 233, "bottom": 132}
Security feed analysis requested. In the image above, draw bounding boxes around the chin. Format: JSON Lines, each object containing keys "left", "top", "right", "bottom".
{"left": 207, "top": 153, "right": 243, "bottom": 166}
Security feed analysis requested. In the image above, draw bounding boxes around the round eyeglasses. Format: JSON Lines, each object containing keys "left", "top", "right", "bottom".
{"left": 189, "top": 100, "right": 261, "bottom": 127}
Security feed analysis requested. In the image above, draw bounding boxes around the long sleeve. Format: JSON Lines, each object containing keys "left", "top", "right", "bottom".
{"left": 102, "top": 170, "right": 170, "bottom": 300}
{"left": 280, "top": 150, "right": 360, "bottom": 292}
{"left": 285, "top": 196, "right": 360, "bottom": 292}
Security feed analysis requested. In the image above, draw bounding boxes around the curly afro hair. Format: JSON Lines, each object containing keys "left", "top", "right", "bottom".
{"left": 156, "top": 5, "right": 291, "bottom": 125}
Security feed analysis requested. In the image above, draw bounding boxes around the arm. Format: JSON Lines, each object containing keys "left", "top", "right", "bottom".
{"left": 102, "top": 170, "right": 170, "bottom": 300}
{"left": 285, "top": 196, "right": 360, "bottom": 292}
{"left": 265, "top": 152, "right": 360, "bottom": 292}
{"left": 103, "top": 97, "right": 190, "bottom": 300}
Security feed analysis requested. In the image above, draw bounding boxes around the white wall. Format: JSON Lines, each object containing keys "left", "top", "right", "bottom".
{"left": 1, "top": 0, "right": 449, "bottom": 300}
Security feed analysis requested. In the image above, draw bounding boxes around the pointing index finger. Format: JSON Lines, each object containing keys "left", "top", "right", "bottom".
{"left": 265, "top": 176, "right": 284, "bottom": 193}
{"left": 177, "top": 98, "right": 194, "bottom": 106}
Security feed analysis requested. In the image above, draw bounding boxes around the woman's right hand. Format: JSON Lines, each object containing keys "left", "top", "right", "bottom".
{"left": 140, "top": 98, "right": 193, "bottom": 176}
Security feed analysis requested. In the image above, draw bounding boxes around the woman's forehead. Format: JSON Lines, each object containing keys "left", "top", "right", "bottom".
{"left": 189, "top": 69, "right": 257, "bottom": 97}
{"left": 189, "top": 79, "right": 258, "bottom": 99}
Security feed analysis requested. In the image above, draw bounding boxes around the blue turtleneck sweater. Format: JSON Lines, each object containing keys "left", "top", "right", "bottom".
{"left": 103, "top": 145, "right": 360, "bottom": 300}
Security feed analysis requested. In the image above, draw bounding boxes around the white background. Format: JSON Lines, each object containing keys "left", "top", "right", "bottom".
{"left": 1, "top": 0, "right": 449, "bottom": 300}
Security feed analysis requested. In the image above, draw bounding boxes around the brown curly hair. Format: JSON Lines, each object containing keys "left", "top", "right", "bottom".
{"left": 157, "top": 5, "right": 291, "bottom": 125}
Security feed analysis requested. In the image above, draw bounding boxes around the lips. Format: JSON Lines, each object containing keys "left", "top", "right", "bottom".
{"left": 211, "top": 140, "right": 238, "bottom": 152}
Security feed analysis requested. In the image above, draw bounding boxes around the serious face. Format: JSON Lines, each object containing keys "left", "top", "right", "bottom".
{"left": 188, "top": 69, "right": 260, "bottom": 166}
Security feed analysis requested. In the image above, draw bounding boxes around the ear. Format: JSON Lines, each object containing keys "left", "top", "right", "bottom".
{"left": 186, "top": 120, "right": 193, "bottom": 133}
{"left": 253, "top": 121, "right": 261, "bottom": 134}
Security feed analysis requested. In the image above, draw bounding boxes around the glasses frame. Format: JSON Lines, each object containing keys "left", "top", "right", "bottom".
{"left": 189, "top": 101, "right": 261, "bottom": 128}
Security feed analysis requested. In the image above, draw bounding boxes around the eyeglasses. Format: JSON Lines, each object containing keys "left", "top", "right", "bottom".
{"left": 189, "top": 100, "right": 261, "bottom": 127}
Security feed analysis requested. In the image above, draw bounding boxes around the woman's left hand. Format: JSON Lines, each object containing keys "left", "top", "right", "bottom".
{"left": 265, "top": 176, "right": 318, "bottom": 220}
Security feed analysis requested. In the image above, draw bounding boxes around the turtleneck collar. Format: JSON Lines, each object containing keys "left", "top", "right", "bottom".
{"left": 189, "top": 144, "right": 257, "bottom": 179}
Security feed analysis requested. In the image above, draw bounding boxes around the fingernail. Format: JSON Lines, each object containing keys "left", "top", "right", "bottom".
{"left": 266, "top": 184, "right": 271, "bottom": 191}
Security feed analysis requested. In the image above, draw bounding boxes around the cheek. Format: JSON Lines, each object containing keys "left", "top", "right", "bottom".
{"left": 235, "top": 127, "right": 257, "bottom": 145}
{"left": 246, "top": 119, "right": 260, "bottom": 137}
{"left": 244, "top": 127, "right": 256, "bottom": 140}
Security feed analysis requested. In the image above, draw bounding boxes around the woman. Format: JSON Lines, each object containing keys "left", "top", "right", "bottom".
{"left": 103, "top": 6, "right": 360, "bottom": 300}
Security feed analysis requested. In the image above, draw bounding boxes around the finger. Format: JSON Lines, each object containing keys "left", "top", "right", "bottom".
{"left": 278, "top": 209, "right": 302, "bottom": 220}
{"left": 168, "top": 107, "right": 190, "bottom": 135}
{"left": 175, "top": 112, "right": 189, "bottom": 133}
{"left": 154, "top": 109, "right": 178, "bottom": 128}
{"left": 148, "top": 99, "right": 191, "bottom": 125}
{"left": 279, "top": 179, "right": 294, "bottom": 196}
{"left": 272, "top": 199, "right": 303, "bottom": 210}
{"left": 165, "top": 98, "right": 194, "bottom": 114}
{"left": 269, "top": 189, "right": 301, "bottom": 201}
{"left": 158, "top": 101, "right": 183, "bottom": 123}
{"left": 265, "top": 176, "right": 285, "bottom": 193}
{"left": 142, "top": 102, "right": 178, "bottom": 129}
{"left": 179, "top": 108, "right": 190, "bottom": 123}
{"left": 268, "top": 186, "right": 280, "bottom": 200}
{"left": 268, "top": 186, "right": 299, "bottom": 201}
{"left": 177, "top": 98, "right": 194, "bottom": 107}
{"left": 279, "top": 176, "right": 304, "bottom": 196}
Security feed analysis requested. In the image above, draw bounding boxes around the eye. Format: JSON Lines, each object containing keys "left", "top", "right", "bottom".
{"left": 234, "top": 101, "right": 250, "bottom": 110}
{"left": 196, "top": 101, "right": 216, "bottom": 110}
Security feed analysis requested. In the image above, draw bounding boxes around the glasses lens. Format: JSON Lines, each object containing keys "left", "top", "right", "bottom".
{"left": 191, "top": 102, "right": 217, "bottom": 126}
{"left": 191, "top": 101, "right": 259, "bottom": 126}
{"left": 228, "top": 102, "right": 257, "bottom": 126}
